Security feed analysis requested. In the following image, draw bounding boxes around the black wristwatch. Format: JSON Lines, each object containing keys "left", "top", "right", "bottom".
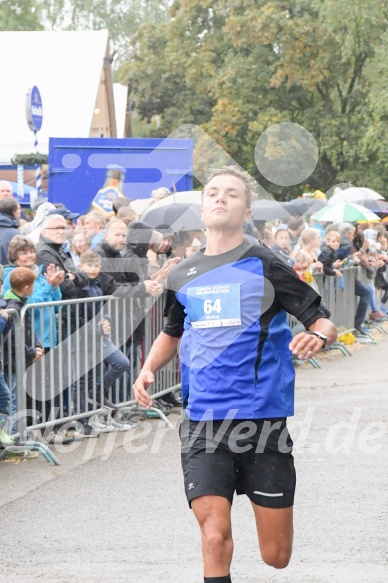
{"left": 307, "top": 330, "right": 327, "bottom": 349}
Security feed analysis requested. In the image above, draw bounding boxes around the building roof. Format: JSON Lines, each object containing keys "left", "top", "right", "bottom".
{"left": 0, "top": 30, "right": 126, "bottom": 164}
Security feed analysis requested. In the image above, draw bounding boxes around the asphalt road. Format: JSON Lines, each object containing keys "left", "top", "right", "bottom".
{"left": 1, "top": 330, "right": 387, "bottom": 583}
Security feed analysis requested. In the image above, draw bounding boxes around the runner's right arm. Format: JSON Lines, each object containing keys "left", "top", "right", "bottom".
{"left": 133, "top": 332, "right": 180, "bottom": 408}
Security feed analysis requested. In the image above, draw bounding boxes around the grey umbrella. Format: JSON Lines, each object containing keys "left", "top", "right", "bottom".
{"left": 140, "top": 202, "right": 204, "bottom": 231}
{"left": 353, "top": 198, "right": 388, "bottom": 212}
{"left": 282, "top": 198, "right": 327, "bottom": 216}
{"left": 251, "top": 199, "right": 290, "bottom": 220}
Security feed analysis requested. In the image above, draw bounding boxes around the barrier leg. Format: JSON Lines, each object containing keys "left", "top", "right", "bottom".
{"left": 308, "top": 356, "right": 321, "bottom": 369}
{"left": 326, "top": 343, "right": 352, "bottom": 356}
{"left": 366, "top": 322, "right": 387, "bottom": 335}
{"left": 0, "top": 441, "right": 61, "bottom": 465}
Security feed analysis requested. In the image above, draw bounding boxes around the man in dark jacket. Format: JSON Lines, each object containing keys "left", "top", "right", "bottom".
{"left": 36, "top": 214, "right": 88, "bottom": 299}
{"left": 93, "top": 218, "right": 159, "bottom": 297}
{"left": 93, "top": 218, "right": 162, "bottom": 349}
{"left": 35, "top": 214, "right": 88, "bottom": 429}
{"left": 0, "top": 198, "right": 21, "bottom": 265}
{"left": 123, "top": 221, "right": 182, "bottom": 408}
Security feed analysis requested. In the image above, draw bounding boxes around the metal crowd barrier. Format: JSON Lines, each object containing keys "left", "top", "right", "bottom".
{"left": 1, "top": 294, "right": 179, "bottom": 464}
{"left": 314, "top": 267, "right": 357, "bottom": 330}
{"left": 287, "top": 267, "right": 357, "bottom": 333}
{"left": 1, "top": 266, "right": 359, "bottom": 464}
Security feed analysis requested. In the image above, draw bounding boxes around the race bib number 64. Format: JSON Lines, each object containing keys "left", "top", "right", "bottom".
{"left": 187, "top": 283, "right": 242, "bottom": 328}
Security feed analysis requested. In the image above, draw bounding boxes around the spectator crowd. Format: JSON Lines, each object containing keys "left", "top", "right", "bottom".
{"left": 0, "top": 180, "right": 387, "bottom": 458}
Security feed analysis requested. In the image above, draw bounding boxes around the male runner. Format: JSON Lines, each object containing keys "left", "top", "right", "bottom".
{"left": 133, "top": 166, "right": 337, "bottom": 583}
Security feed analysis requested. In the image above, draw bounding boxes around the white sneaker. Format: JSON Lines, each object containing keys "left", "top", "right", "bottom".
{"left": 88, "top": 415, "right": 115, "bottom": 433}
{"left": 108, "top": 417, "right": 133, "bottom": 432}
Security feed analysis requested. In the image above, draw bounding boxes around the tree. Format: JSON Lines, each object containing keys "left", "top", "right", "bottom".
{"left": 0, "top": 0, "right": 43, "bottom": 30}
{"left": 38, "top": 0, "right": 170, "bottom": 62}
{"left": 123, "top": 0, "right": 388, "bottom": 197}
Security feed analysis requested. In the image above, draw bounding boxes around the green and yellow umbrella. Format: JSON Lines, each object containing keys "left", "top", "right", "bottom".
{"left": 311, "top": 202, "right": 380, "bottom": 223}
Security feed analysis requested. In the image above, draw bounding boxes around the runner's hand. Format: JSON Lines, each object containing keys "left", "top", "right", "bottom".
{"left": 289, "top": 332, "right": 324, "bottom": 359}
{"left": 133, "top": 371, "right": 154, "bottom": 409}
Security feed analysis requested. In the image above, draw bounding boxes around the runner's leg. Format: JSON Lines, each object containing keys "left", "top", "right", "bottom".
{"left": 251, "top": 504, "right": 293, "bottom": 568}
{"left": 191, "top": 495, "right": 233, "bottom": 578}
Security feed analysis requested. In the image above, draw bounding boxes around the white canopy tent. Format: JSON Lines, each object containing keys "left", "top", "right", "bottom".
{"left": 0, "top": 30, "right": 128, "bottom": 164}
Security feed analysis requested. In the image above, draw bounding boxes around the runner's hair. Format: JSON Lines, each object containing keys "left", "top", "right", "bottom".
{"left": 202, "top": 165, "right": 257, "bottom": 209}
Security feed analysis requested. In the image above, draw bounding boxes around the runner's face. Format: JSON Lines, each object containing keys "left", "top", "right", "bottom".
{"left": 201, "top": 175, "right": 251, "bottom": 231}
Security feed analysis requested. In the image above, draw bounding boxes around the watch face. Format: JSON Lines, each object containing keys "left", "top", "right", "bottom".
{"left": 312, "top": 331, "right": 327, "bottom": 346}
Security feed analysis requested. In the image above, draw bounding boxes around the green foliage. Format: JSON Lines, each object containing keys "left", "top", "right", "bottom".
{"left": 123, "top": 0, "right": 388, "bottom": 198}
{"left": 0, "top": 0, "right": 43, "bottom": 30}
{"left": 37, "top": 0, "right": 170, "bottom": 63}
{"left": 5, "top": 0, "right": 388, "bottom": 197}
{"left": 11, "top": 153, "right": 48, "bottom": 166}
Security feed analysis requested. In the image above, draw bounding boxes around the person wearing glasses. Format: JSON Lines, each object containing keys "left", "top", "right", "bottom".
{"left": 36, "top": 214, "right": 88, "bottom": 301}
{"left": 35, "top": 215, "right": 89, "bottom": 438}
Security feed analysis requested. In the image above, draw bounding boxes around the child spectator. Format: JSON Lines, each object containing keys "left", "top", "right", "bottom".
{"left": 272, "top": 229, "right": 291, "bottom": 260}
{"left": 74, "top": 250, "right": 131, "bottom": 434}
{"left": 360, "top": 246, "right": 385, "bottom": 320}
{"left": 377, "top": 236, "right": 388, "bottom": 307}
{"left": 292, "top": 251, "right": 312, "bottom": 282}
{"left": 299, "top": 228, "right": 323, "bottom": 272}
{"left": 3, "top": 267, "right": 44, "bottom": 433}
{"left": 70, "top": 228, "right": 90, "bottom": 266}
{"left": 0, "top": 301, "right": 40, "bottom": 459}
{"left": 4, "top": 267, "right": 43, "bottom": 366}
{"left": 0, "top": 303, "right": 13, "bottom": 446}
{"left": 318, "top": 231, "right": 344, "bottom": 276}
{"left": 262, "top": 227, "right": 275, "bottom": 248}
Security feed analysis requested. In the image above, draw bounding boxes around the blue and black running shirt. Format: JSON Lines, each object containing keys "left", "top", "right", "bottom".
{"left": 163, "top": 241, "right": 327, "bottom": 421}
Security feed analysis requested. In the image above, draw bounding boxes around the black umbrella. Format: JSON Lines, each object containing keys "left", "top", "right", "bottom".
{"left": 251, "top": 199, "right": 290, "bottom": 220}
{"left": 353, "top": 198, "right": 388, "bottom": 212}
{"left": 140, "top": 202, "right": 204, "bottom": 231}
{"left": 282, "top": 198, "right": 327, "bottom": 216}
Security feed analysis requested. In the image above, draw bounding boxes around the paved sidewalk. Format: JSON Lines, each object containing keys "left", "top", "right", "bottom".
{"left": 0, "top": 331, "right": 387, "bottom": 583}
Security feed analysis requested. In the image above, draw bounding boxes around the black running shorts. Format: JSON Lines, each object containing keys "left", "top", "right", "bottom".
{"left": 180, "top": 416, "right": 296, "bottom": 509}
